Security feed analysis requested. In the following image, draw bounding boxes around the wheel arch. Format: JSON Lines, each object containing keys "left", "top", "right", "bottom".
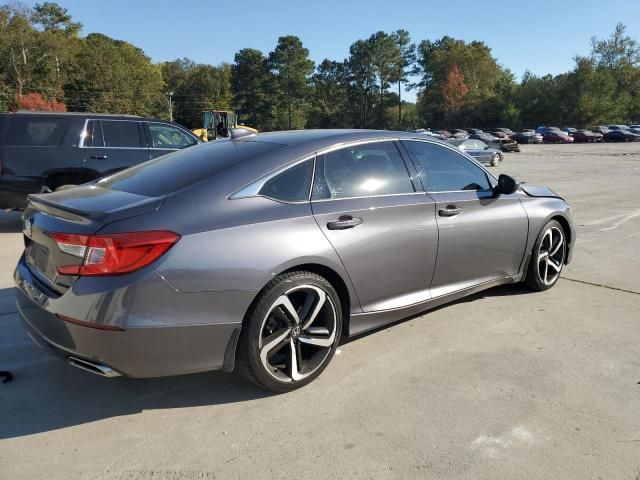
{"left": 550, "top": 214, "right": 572, "bottom": 265}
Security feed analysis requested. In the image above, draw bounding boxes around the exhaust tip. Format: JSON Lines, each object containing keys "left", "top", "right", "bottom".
{"left": 67, "top": 356, "right": 121, "bottom": 378}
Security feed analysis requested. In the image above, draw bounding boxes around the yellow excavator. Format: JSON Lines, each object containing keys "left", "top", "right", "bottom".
{"left": 192, "top": 111, "right": 257, "bottom": 141}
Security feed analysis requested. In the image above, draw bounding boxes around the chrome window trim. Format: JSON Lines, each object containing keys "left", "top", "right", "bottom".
{"left": 311, "top": 191, "right": 426, "bottom": 203}
{"left": 78, "top": 118, "right": 144, "bottom": 149}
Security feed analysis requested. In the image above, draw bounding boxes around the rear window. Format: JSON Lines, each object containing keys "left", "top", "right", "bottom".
{"left": 99, "top": 140, "right": 284, "bottom": 197}
{"left": 5, "top": 117, "right": 68, "bottom": 146}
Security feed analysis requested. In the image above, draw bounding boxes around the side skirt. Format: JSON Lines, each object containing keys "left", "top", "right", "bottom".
{"left": 347, "top": 275, "right": 521, "bottom": 337}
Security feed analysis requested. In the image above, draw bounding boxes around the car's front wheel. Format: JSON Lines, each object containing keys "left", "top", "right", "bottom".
{"left": 525, "top": 220, "right": 566, "bottom": 291}
{"left": 236, "top": 271, "right": 342, "bottom": 393}
{"left": 490, "top": 153, "right": 502, "bottom": 167}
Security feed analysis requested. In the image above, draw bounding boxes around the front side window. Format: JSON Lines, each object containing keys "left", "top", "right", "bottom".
{"left": 259, "top": 159, "right": 313, "bottom": 202}
{"left": 402, "top": 140, "right": 491, "bottom": 192}
{"left": 149, "top": 123, "right": 197, "bottom": 149}
{"left": 6, "top": 117, "right": 68, "bottom": 146}
{"left": 313, "top": 141, "right": 414, "bottom": 200}
{"left": 100, "top": 120, "right": 141, "bottom": 148}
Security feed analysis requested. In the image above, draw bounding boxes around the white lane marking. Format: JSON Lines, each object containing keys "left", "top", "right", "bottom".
{"left": 599, "top": 209, "right": 640, "bottom": 232}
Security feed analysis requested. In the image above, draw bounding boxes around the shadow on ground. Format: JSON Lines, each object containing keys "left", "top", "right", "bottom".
{"left": 0, "top": 283, "right": 534, "bottom": 440}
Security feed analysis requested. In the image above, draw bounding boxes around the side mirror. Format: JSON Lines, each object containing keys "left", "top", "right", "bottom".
{"left": 495, "top": 174, "right": 518, "bottom": 196}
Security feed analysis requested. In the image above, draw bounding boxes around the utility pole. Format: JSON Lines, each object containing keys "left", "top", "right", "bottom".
{"left": 167, "top": 91, "right": 174, "bottom": 122}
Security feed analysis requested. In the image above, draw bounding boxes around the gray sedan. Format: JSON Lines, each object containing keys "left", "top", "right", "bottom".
{"left": 448, "top": 138, "right": 504, "bottom": 166}
{"left": 15, "top": 129, "right": 575, "bottom": 392}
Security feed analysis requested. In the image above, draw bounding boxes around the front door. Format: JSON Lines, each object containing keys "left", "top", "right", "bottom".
{"left": 311, "top": 140, "right": 438, "bottom": 312}
{"left": 401, "top": 140, "right": 529, "bottom": 298}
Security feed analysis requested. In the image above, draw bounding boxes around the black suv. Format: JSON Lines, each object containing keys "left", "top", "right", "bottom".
{"left": 0, "top": 111, "right": 201, "bottom": 210}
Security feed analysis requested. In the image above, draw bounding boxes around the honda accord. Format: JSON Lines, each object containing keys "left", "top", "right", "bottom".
{"left": 15, "top": 129, "right": 575, "bottom": 392}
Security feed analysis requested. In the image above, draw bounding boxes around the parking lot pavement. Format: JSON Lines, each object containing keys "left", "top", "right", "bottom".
{"left": 0, "top": 143, "right": 639, "bottom": 479}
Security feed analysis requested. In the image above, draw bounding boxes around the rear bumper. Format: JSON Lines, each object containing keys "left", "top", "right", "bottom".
{"left": 14, "top": 258, "right": 245, "bottom": 378}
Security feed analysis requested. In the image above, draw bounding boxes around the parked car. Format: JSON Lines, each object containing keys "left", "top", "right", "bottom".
{"left": 629, "top": 128, "right": 640, "bottom": 136}
{"left": 512, "top": 131, "right": 543, "bottom": 144}
{"left": 562, "top": 127, "right": 577, "bottom": 134}
{"left": 489, "top": 131, "right": 511, "bottom": 139}
{"left": 448, "top": 138, "right": 504, "bottom": 166}
{"left": 570, "top": 130, "right": 603, "bottom": 143}
{"left": 590, "top": 126, "right": 610, "bottom": 135}
{"left": 434, "top": 130, "right": 452, "bottom": 138}
{"left": 411, "top": 129, "right": 444, "bottom": 139}
{"left": 14, "top": 130, "right": 575, "bottom": 392}
{"left": 607, "top": 124, "right": 630, "bottom": 131}
{"left": 448, "top": 129, "right": 470, "bottom": 139}
{"left": 543, "top": 131, "right": 574, "bottom": 144}
{"left": 487, "top": 127, "right": 516, "bottom": 137}
{"left": 0, "top": 111, "right": 202, "bottom": 210}
{"left": 469, "top": 133, "right": 520, "bottom": 152}
{"left": 628, "top": 124, "right": 640, "bottom": 130}
{"left": 603, "top": 129, "right": 640, "bottom": 142}
{"left": 465, "top": 128, "right": 484, "bottom": 134}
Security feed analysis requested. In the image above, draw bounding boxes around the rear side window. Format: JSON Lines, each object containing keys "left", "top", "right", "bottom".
{"left": 99, "top": 140, "right": 284, "bottom": 197}
{"left": 313, "top": 141, "right": 414, "bottom": 199}
{"left": 402, "top": 140, "right": 491, "bottom": 192}
{"left": 5, "top": 117, "right": 68, "bottom": 146}
{"left": 260, "top": 159, "right": 313, "bottom": 202}
{"left": 100, "top": 120, "right": 141, "bottom": 148}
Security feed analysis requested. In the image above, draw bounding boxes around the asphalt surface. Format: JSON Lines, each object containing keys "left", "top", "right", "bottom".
{"left": 1, "top": 143, "right": 639, "bottom": 479}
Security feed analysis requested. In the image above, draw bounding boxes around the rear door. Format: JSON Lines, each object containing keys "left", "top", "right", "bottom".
{"left": 82, "top": 119, "right": 147, "bottom": 176}
{"left": 311, "top": 140, "right": 438, "bottom": 312}
{"left": 401, "top": 140, "right": 528, "bottom": 298}
{"left": 144, "top": 122, "right": 199, "bottom": 160}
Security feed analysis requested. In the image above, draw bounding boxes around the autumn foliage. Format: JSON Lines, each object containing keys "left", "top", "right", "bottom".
{"left": 14, "top": 93, "right": 67, "bottom": 112}
{"left": 442, "top": 65, "right": 468, "bottom": 111}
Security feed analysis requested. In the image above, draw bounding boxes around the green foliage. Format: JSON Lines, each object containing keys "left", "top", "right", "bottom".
{"left": 267, "top": 36, "right": 315, "bottom": 129}
{"left": 0, "top": 6, "right": 638, "bottom": 131}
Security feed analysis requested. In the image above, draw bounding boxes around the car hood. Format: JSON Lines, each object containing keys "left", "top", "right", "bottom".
{"left": 520, "top": 184, "right": 562, "bottom": 199}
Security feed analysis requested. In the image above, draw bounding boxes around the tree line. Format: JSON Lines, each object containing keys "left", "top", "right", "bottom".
{"left": 1, "top": 2, "right": 639, "bottom": 131}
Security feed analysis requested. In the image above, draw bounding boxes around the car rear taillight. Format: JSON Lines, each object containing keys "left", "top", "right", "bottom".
{"left": 53, "top": 230, "right": 180, "bottom": 276}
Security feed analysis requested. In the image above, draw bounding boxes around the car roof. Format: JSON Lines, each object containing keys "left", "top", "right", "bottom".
{"left": 5, "top": 110, "right": 143, "bottom": 119}
{"left": 243, "top": 129, "right": 450, "bottom": 149}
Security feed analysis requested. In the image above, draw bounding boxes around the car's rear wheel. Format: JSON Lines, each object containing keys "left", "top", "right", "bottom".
{"left": 490, "top": 153, "right": 501, "bottom": 167}
{"left": 525, "top": 220, "right": 566, "bottom": 291}
{"left": 236, "top": 271, "right": 342, "bottom": 393}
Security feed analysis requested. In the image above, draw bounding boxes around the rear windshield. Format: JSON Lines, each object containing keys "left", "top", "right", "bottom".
{"left": 99, "top": 140, "right": 284, "bottom": 197}
{"left": 5, "top": 116, "right": 68, "bottom": 146}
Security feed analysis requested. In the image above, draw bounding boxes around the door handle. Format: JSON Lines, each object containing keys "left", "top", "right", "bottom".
{"left": 327, "top": 216, "right": 363, "bottom": 230}
{"left": 438, "top": 205, "right": 462, "bottom": 217}
{"left": 90, "top": 154, "right": 108, "bottom": 160}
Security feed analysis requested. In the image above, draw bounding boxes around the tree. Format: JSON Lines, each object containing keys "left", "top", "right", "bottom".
{"left": 15, "top": 92, "right": 65, "bottom": 111}
{"left": 442, "top": 65, "right": 468, "bottom": 111}
{"left": 391, "top": 29, "right": 415, "bottom": 126}
{"left": 268, "top": 36, "right": 314, "bottom": 129}
{"left": 31, "top": 2, "right": 81, "bottom": 35}
{"left": 231, "top": 48, "right": 273, "bottom": 131}
{"left": 308, "top": 59, "right": 350, "bottom": 128}
{"left": 367, "top": 31, "right": 403, "bottom": 128}
{"left": 67, "top": 33, "right": 165, "bottom": 117}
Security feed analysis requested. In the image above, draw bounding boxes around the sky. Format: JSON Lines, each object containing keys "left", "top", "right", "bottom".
{"left": 26, "top": 0, "right": 640, "bottom": 102}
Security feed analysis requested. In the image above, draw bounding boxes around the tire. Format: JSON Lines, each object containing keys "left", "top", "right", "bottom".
{"left": 490, "top": 153, "right": 501, "bottom": 167}
{"left": 525, "top": 219, "right": 566, "bottom": 291}
{"left": 236, "top": 271, "right": 343, "bottom": 393}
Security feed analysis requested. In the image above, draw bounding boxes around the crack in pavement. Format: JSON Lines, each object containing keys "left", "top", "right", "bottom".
{"left": 562, "top": 277, "right": 640, "bottom": 296}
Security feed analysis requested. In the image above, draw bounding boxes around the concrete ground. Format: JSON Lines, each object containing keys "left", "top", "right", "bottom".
{"left": 0, "top": 143, "right": 639, "bottom": 479}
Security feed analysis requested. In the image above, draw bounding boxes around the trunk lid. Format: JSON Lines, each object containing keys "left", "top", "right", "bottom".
{"left": 23, "top": 185, "right": 164, "bottom": 293}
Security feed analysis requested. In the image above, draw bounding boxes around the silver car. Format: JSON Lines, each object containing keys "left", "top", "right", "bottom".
{"left": 15, "top": 130, "right": 575, "bottom": 392}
